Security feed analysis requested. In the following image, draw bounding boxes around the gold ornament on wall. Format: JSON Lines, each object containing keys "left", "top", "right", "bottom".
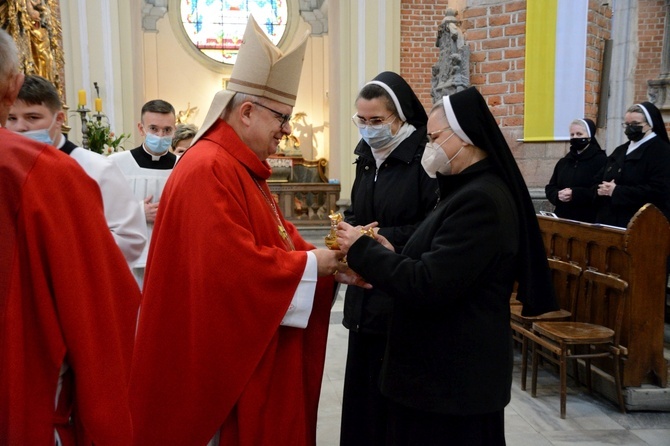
{"left": 0, "top": 0, "right": 65, "bottom": 100}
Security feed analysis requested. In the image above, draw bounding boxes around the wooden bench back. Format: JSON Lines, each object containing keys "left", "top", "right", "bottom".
{"left": 538, "top": 204, "right": 670, "bottom": 387}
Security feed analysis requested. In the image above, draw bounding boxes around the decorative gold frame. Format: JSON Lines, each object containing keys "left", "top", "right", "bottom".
{"left": 0, "top": 0, "right": 66, "bottom": 99}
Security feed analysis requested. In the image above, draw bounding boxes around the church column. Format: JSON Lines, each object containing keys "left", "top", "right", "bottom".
{"left": 329, "top": 0, "right": 402, "bottom": 199}
{"left": 59, "top": 0, "right": 141, "bottom": 146}
{"left": 606, "top": 0, "right": 638, "bottom": 154}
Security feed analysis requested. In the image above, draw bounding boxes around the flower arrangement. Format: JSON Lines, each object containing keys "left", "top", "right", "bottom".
{"left": 85, "top": 119, "right": 130, "bottom": 155}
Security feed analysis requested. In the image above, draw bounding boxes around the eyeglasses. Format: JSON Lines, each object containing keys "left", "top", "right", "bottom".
{"left": 252, "top": 102, "right": 292, "bottom": 128}
{"left": 351, "top": 113, "right": 396, "bottom": 129}
{"left": 621, "top": 121, "right": 647, "bottom": 128}
{"left": 427, "top": 126, "right": 452, "bottom": 143}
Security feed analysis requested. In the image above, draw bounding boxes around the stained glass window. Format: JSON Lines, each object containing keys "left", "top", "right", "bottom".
{"left": 180, "top": 0, "right": 288, "bottom": 65}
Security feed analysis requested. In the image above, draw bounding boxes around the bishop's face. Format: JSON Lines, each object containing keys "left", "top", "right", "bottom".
{"left": 245, "top": 98, "right": 293, "bottom": 161}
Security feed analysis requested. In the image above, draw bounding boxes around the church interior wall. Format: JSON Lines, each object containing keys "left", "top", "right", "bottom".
{"left": 2, "top": 0, "right": 667, "bottom": 200}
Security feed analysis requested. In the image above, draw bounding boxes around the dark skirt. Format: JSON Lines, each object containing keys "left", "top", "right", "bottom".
{"left": 386, "top": 401, "right": 506, "bottom": 446}
{"left": 340, "top": 330, "right": 389, "bottom": 446}
{"left": 340, "top": 331, "right": 506, "bottom": 446}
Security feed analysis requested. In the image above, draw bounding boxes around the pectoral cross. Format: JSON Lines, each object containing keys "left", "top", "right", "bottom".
{"left": 278, "top": 225, "right": 288, "bottom": 240}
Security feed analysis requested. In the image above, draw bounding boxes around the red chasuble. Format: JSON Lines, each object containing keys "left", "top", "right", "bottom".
{"left": 130, "top": 120, "right": 334, "bottom": 445}
{"left": 0, "top": 129, "right": 140, "bottom": 445}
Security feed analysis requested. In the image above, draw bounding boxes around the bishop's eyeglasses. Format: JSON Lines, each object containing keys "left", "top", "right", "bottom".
{"left": 253, "top": 102, "right": 292, "bottom": 128}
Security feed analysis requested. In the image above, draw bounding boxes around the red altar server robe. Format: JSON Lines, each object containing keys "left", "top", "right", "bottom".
{"left": 0, "top": 128, "right": 140, "bottom": 445}
{"left": 130, "top": 119, "right": 333, "bottom": 446}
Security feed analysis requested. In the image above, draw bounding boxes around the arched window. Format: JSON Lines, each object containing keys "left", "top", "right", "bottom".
{"left": 178, "top": 0, "right": 289, "bottom": 65}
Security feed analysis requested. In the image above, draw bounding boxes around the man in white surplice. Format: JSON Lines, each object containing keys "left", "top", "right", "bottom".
{"left": 109, "top": 99, "right": 178, "bottom": 286}
{"left": 7, "top": 74, "right": 147, "bottom": 268}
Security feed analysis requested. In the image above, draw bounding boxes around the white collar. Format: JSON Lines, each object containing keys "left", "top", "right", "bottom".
{"left": 626, "top": 131, "right": 657, "bottom": 155}
{"left": 143, "top": 143, "right": 169, "bottom": 161}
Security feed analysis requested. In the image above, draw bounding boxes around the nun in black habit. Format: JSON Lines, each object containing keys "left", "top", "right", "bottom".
{"left": 545, "top": 118, "right": 606, "bottom": 222}
{"left": 337, "top": 86, "right": 557, "bottom": 445}
{"left": 340, "top": 71, "right": 438, "bottom": 446}
{"left": 595, "top": 101, "right": 670, "bottom": 227}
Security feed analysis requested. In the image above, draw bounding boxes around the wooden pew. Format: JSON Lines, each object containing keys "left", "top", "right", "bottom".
{"left": 537, "top": 204, "right": 670, "bottom": 388}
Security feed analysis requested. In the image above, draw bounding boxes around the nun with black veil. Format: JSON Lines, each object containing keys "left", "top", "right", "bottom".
{"left": 595, "top": 101, "right": 670, "bottom": 228}
{"left": 545, "top": 118, "right": 606, "bottom": 222}
{"left": 340, "top": 71, "right": 438, "bottom": 446}
{"left": 336, "top": 86, "right": 557, "bottom": 445}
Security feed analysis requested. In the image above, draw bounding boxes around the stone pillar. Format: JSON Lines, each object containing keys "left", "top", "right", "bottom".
{"left": 606, "top": 1, "right": 638, "bottom": 154}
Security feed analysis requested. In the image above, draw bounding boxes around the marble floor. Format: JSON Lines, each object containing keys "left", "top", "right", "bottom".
{"left": 316, "top": 288, "right": 670, "bottom": 446}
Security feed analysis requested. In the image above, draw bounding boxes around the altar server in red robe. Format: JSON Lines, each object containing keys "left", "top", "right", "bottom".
{"left": 0, "top": 29, "right": 140, "bottom": 445}
{"left": 130, "top": 17, "right": 350, "bottom": 446}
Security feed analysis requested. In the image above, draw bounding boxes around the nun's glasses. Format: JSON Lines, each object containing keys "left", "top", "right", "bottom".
{"left": 620, "top": 121, "right": 647, "bottom": 128}
{"left": 352, "top": 113, "right": 396, "bottom": 129}
{"left": 427, "top": 127, "right": 453, "bottom": 143}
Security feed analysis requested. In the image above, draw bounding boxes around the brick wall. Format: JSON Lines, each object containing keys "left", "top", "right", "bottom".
{"left": 635, "top": 0, "right": 666, "bottom": 103}
{"left": 398, "top": 1, "right": 669, "bottom": 187}
{"left": 399, "top": 0, "right": 613, "bottom": 188}
{"left": 399, "top": 0, "right": 451, "bottom": 110}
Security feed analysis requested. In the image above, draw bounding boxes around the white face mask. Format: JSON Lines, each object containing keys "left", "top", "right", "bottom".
{"left": 421, "top": 131, "right": 465, "bottom": 177}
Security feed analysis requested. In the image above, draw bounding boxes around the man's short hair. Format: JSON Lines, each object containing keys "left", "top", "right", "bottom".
{"left": 17, "top": 75, "right": 62, "bottom": 112}
{"left": 0, "top": 29, "right": 19, "bottom": 79}
{"left": 141, "top": 99, "right": 175, "bottom": 119}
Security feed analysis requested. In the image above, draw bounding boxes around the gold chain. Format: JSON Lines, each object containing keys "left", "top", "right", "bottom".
{"left": 252, "top": 177, "right": 295, "bottom": 251}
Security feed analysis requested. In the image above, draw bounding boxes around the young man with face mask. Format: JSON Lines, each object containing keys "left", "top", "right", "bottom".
{"left": 109, "top": 99, "right": 177, "bottom": 286}
{"left": 6, "top": 74, "right": 147, "bottom": 267}
{"left": 594, "top": 102, "right": 670, "bottom": 228}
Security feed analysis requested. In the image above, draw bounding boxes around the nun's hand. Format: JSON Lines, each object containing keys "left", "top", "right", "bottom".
{"left": 597, "top": 180, "right": 616, "bottom": 197}
{"left": 335, "top": 221, "right": 367, "bottom": 254}
{"left": 558, "top": 188, "right": 572, "bottom": 202}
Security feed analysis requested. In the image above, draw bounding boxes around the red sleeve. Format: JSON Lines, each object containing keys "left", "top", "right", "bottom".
{"left": 19, "top": 149, "right": 139, "bottom": 444}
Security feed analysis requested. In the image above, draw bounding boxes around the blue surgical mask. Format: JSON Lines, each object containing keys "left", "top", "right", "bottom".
{"left": 359, "top": 124, "right": 394, "bottom": 149}
{"left": 18, "top": 114, "right": 58, "bottom": 146}
{"left": 21, "top": 128, "right": 54, "bottom": 145}
{"left": 144, "top": 132, "right": 172, "bottom": 155}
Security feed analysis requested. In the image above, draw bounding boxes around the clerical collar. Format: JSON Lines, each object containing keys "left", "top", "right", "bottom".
{"left": 142, "top": 143, "right": 169, "bottom": 161}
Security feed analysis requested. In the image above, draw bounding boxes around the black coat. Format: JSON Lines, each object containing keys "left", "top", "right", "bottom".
{"left": 347, "top": 159, "right": 518, "bottom": 415}
{"left": 595, "top": 136, "right": 670, "bottom": 227}
{"left": 343, "top": 127, "right": 438, "bottom": 334}
{"left": 545, "top": 144, "right": 606, "bottom": 222}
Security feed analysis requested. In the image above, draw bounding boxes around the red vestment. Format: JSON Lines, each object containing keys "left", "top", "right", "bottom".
{"left": 0, "top": 128, "right": 140, "bottom": 444}
{"left": 130, "top": 120, "right": 333, "bottom": 445}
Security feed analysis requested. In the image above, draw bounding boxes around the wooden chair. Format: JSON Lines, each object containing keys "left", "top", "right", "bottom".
{"left": 529, "top": 268, "right": 628, "bottom": 418}
{"left": 510, "top": 258, "right": 582, "bottom": 390}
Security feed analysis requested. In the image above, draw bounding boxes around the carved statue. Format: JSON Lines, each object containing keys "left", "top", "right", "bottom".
{"left": 0, "top": 0, "right": 65, "bottom": 98}
{"left": 25, "top": 0, "right": 53, "bottom": 81}
{"left": 177, "top": 102, "right": 199, "bottom": 124}
{"left": 279, "top": 112, "right": 308, "bottom": 157}
{"left": 431, "top": 8, "right": 470, "bottom": 103}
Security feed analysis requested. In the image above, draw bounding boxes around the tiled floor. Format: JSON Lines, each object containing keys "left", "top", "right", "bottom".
{"left": 317, "top": 288, "right": 670, "bottom": 446}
